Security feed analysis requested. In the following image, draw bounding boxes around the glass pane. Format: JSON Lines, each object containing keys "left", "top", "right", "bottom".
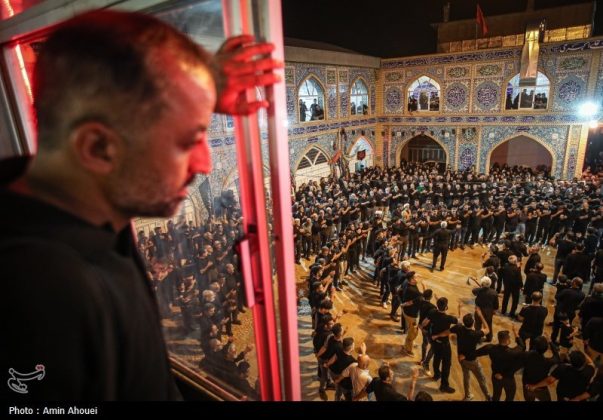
{"left": 131, "top": 0, "right": 260, "bottom": 400}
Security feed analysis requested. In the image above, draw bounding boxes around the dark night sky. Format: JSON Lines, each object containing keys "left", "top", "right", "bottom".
{"left": 282, "top": 0, "right": 603, "bottom": 58}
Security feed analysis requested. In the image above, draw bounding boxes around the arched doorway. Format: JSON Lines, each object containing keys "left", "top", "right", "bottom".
{"left": 400, "top": 135, "right": 447, "bottom": 164}
{"left": 347, "top": 137, "right": 373, "bottom": 173}
{"left": 489, "top": 135, "right": 553, "bottom": 173}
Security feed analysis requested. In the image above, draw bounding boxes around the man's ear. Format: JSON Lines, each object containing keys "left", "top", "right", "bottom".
{"left": 69, "top": 122, "right": 123, "bottom": 174}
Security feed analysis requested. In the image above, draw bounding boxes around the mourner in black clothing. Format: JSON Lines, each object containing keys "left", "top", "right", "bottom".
{"left": 523, "top": 262, "right": 547, "bottom": 304}
{"left": 521, "top": 336, "right": 560, "bottom": 401}
{"left": 526, "top": 350, "right": 596, "bottom": 401}
{"left": 423, "top": 297, "right": 458, "bottom": 393}
{"left": 1, "top": 9, "right": 281, "bottom": 401}
{"left": 475, "top": 328, "right": 526, "bottom": 401}
{"left": 517, "top": 292, "right": 548, "bottom": 349}
{"left": 470, "top": 276, "right": 499, "bottom": 342}
{"left": 500, "top": 255, "right": 523, "bottom": 317}
{"left": 430, "top": 221, "right": 451, "bottom": 271}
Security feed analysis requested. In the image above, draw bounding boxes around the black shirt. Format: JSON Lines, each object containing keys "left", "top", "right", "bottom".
{"left": 476, "top": 341, "right": 526, "bottom": 377}
{"left": 552, "top": 363, "right": 596, "bottom": 400}
{"left": 368, "top": 379, "right": 408, "bottom": 401}
{"left": 330, "top": 351, "right": 355, "bottom": 375}
{"left": 402, "top": 284, "right": 423, "bottom": 317}
{"left": 427, "top": 310, "right": 458, "bottom": 342}
{"left": 522, "top": 350, "right": 559, "bottom": 385}
{"left": 519, "top": 305, "right": 548, "bottom": 337}
{"left": 322, "top": 336, "right": 343, "bottom": 361}
{"left": 584, "top": 317, "right": 603, "bottom": 353}
{"left": 0, "top": 189, "right": 180, "bottom": 400}
{"left": 451, "top": 324, "right": 484, "bottom": 361}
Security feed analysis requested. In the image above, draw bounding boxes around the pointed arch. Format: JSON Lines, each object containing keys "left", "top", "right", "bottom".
{"left": 346, "top": 136, "right": 375, "bottom": 173}
{"left": 504, "top": 71, "right": 550, "bottom": 110}
{"left": 350, "top": 77, "right": 370, "bottom": 116}
{"left": 297, "top": 74, "right": 326, "bottom": 122}
{"left": 406, "top": 75, "right": 441, "bottom": 112}
{"left": 485, "top": 133, "right": 556, "bottom": 174}
{"left": 393, "top": 134, "right": 449, "bottom": 167}
{"left": 293, "top": 144, "right": 332, "bottom": 187}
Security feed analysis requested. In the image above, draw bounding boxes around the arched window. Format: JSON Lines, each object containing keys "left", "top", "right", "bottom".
{"left": 350, "top": 78, "right": 369, "bottom": 115}
{"left": 505, "top": 72, "right": 550, "bottom": 110}
{"left": 298, "top": 76, "right": 325, "bottom": 122}
{"left": 295, "top": 147, "right": 331, "bottom": 187}
{"left": 407, "top": 76, "right": 440, "bottom": 112}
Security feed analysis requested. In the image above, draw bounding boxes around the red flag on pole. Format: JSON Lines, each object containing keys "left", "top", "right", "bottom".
{"left": 476, "top": 4, "right": 488, "bottom": 36}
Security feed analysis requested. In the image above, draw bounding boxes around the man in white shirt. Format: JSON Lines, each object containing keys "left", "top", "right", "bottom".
{"left": 336, "top": 343, "right": 372, "bottom": 401}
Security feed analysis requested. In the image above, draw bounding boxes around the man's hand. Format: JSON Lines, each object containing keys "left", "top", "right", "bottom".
{"left": 212, "top": 35, "right": 283, "bottom": 115}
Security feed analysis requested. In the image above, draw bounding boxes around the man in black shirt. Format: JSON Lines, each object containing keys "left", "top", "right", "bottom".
{"left": 517, "top": 292, "right": 548, "bottom": 349}
{"left": 579, "top": 284, "right": 603, "bottom": 333}
{"left": 527, "top": 350, "right": 595, "bottom": 401}
{"left": 521, "top": 336, "right": 560, "bottom": 401}
{"left": 367, "top": 364, "right": 410, "bottom": 401}
{"left": 423, "top": 297, "right": 458, "bottom": 393}
{"left": 316, "top": 323, "right": 343, "bottom": 398}
{"left": 327, "top": 337, "right": 356, "bottom": 401}
{"left": 500, "top": 255, "right": 523, "bottom": 317}
{"left": 1, "top": 10, "right": 280, "bottom": 401}
{"left": 475, "top": 327, "right": 526, "bottom": 401}
{"left": 430, "top": 221, "right": 451, "bottom": 271}
{"left": 448, "top": 307, "right": 491, "bottom": 401}
{"left": 471, "top": 276, "right": 499, "bottom": 342}
{"left": 523, "top": 262, "right": 546, "bottom": 304}
{"left": 552, "top": 278, "right": 586, "bottom": 343}
{"left": 402, "top": 272, "right": 423, "bottom": 355}
{"left": 584, "top": 316, "right": 603, "bottom": 367}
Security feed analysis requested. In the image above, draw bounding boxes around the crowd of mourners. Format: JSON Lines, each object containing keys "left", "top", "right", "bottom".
{"left": 135, "top": 206, "right": 259, "bottom": 400}
{"left": 296, "top": 162, "right": 603, "bottom": 401}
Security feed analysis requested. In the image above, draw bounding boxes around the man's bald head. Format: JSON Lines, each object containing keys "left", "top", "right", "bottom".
{"left": 358, "top": 355, "right": 370, "bottom": 369}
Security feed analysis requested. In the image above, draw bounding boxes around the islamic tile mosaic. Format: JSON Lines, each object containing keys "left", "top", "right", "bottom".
{"left": 285, "top": 67, "right": 294, "bottom": 85}
{"left": 371, "top": 85, "right": 376, "bottom": 115}
{"left": 286, "top": 86, "right": 296, "bottom": 126}
{"left": 384, "top": 86, "right": 403, "bottom": 114}
{"left": 349, "top": 69, "right": 374, "bottom": 87}
{"left": 338, "top": 70, "right": 348, "bottom": 84}
{"left": 327, "top": 69, "right": 337, "bottom": 85}
{"left": 328, "top": 87, "right": 337, "bottom": 120}
{"left": 595, "top": 58, "right": 603, "bottom": 107}
{"left": 475, "top": 63, "right": 503, "bottom": 78}
{"left": 225, "top": 116, "right": 234, "bottom": 131}
{"left": 479, "top": 125, "right": 569, "bottom": 177}
{"left": 459, "top": 144, "right": 477, "bottom": 170}
{"left": 445, "top": 65, "right": 471, "bottom": 79}
{"left": 554, "top": 74, "right": 587, "bottom": 110}
{"left": 209, "top": 114, "right": 223, "bottom": 136}
{"left": 557, "top": 54, "right": 590, "bottom": 73}
{"left": 566, "top": 125, "right": 582, "bottom": 178}
{"left": 295, "top": 65, "right": 326, "bottom": 89}
{"left": 473, "top": 79, "right": 501, "bottom": 112}
{"left": 339, "top": 84, "right": 349, "bottom": 118}
{"left": 384, "top": 71, "right": 404, "bottom": 83}
{"left": 444, "top": 81, "right": 469, "bottom": 112}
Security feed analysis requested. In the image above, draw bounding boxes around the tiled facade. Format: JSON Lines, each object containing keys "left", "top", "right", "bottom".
{"left": 201, "top": 37, "right": 603, "bottom": 200}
